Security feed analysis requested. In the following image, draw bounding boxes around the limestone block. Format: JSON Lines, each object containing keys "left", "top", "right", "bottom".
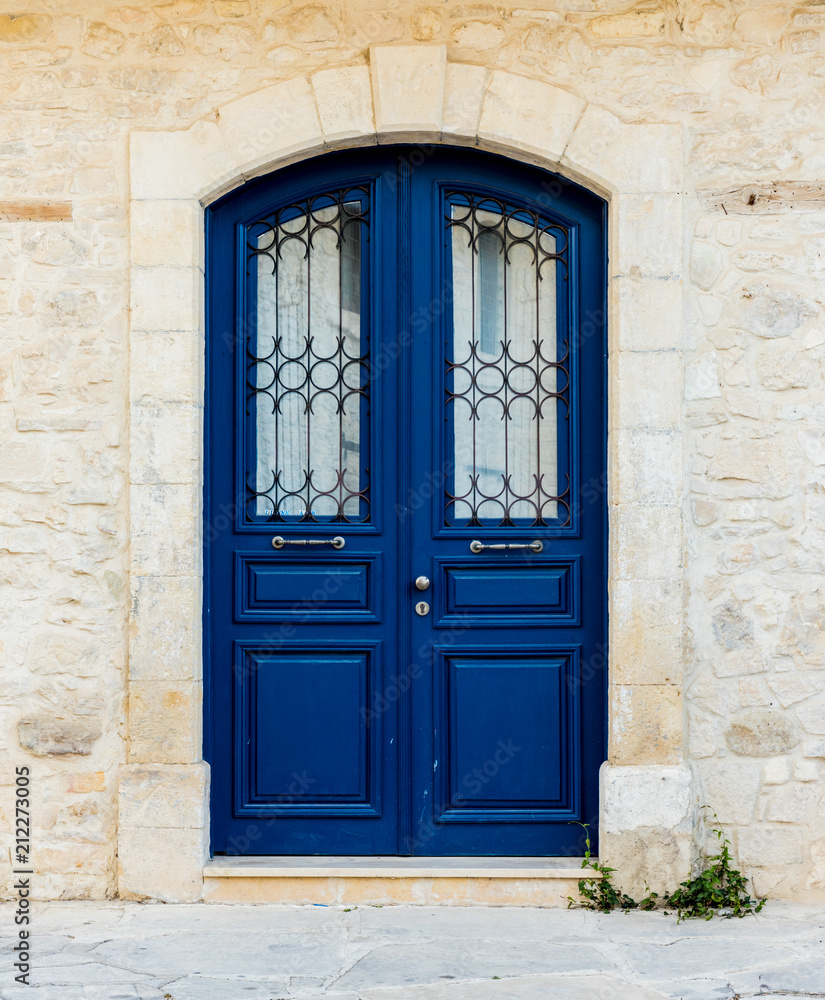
{"left": 612, "top": 429, "right": 681, "bottom": 506}
{"left": 796, "top": 696, "right": 825, "bottom": 735}
{"left": 0, "top": 13, "right": 51, "bottom": 42}
{"left": 118, "top": 827, "right": 206, "bottom": 902}
{"left": 757, "top": 340, "right": 813, "bottom": 390}
{"left": 311, "top": 65, "right": 375, "bottom": 144}
{"left": 724, "top": 279, "right": 817, "bottom": 340}
{"left": 370, "top": 44, "right": 446, "bottom": 135}
{"left": 685, "top": 351, "right": 722, "bottom": 401}
{"left": 0, "top": 441, "right": 52, "bottom": 491}
{"left": 611, "top": 276, "right": 683, "bottom": 352}
{"left": 589, "top": 8, "right": 668, "bottom": 39}
{"left": 131, "top": 120, "right": 240, "bottom": 202}
{"left": 452, "top": 20, "right": 506, "bottom": 50}
{"left": 130, "top": 330, "right": 203, "bottom": 406}
{"left": 127, "top": 680, "right": 202, "bottom": 764}
{"left": 708, "top": 439, "right": 796, "bottom": 500}
{"left": 119, "top": 761, "right": 208, "bottom": 829}
{"left": 479, "top": 70, "right": 584, "bottom": 163}
{"left": 725, "top": 710, "right": 800, "bottom": 756}
{"left": 794, "top": 760, "right": 818, "bottom": 781}
{"left": 610, "top": 579, "right": 682, "bottom": 686}
{"left": 18, "top": 715, "right": 102, "bottom": 756}
{"left": 698, "top": 759, "right": 761, "bottom": 824}
{"left": 768, "top": 782, "right": 814, "bottom": 822}
{"left": 737, "top": 827, "right": 804, "bottom": 867}
{"left": 612, "top": 504, "right": 683, "bottom": 582}
{"left": 130, "top": 483, "right": 200, "bottom": 577}
{"left": 615, "top": 351, "right": 682, "bottom": 430}
{"left": 36, "top": 842, "right": 112, "bottom": 875}
{"left": 599, "top": 763, "right": 692, "bottom": 896}
{"left": 609, "top": 684, "right": 684, "bottom": 764}
{"left": 734, "top": 8, "right": 788, "bottom": 44}
{"left": 712, "top": 600, "right": 754, "bottom": 651}
{"left": 130, "top": 200, "right": 202, "bottom": 269}
{"left": 563, "top": 105, "right": 683, "bottom": 194}
{"left": 613, "top": 194, "right": 683, "bottom": 278}
{"left": 216, "top": 77, "right": 323, "bottom": 179}
{"left": 764, "top": 758, "right": 791, "bottom": 783}
{"left": 130, "top": 266, "right": 202, "bottom": 333}
{"left": 129, "top": 402, "right": 201, "bottom": 485}
{"left": 130, "top": 576, "right": 201, "bottom": 682}
{"left": 690, "top": 243, "right": 724, "bottom": 290}
{"left": 443, "top": 63, "right": 488, "bottom": 139}
{"left": 601, "top": 762, "right": 692, "bottom": 833}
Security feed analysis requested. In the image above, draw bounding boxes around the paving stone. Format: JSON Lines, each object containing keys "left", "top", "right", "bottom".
{"left": 334, "top": 939, "right": 614, "bottom": 990}
{"left": 91, "top": 928, "right": 347, "bottom": 978}
{"left": 652, "top": 980, "right": 736, "bottom": 1000}
{"left": 358, "top": 976, "right": 669, "bottom": 1000}
{"left": 622, "top": 937, "right": 798, "bottom": 979}
{"left": 756, "top": 963, "right": 825, "bottom": 994}
{"left": 29, "top": 962, "right": 159, "bottom": 985}
{"left": 1, "top": 902, "right": 824, "bottom": 998}
{"left": 159, "top": 976, "right": 291, "bottom": 999}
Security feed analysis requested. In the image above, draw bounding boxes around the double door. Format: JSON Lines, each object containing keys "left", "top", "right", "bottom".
{"left": 206, "top": 146, "right": 606, "bottom": 855}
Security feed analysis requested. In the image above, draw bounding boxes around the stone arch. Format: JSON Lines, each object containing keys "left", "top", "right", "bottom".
{"left": 122, "top": 44, "right": 690, "bottom": 901}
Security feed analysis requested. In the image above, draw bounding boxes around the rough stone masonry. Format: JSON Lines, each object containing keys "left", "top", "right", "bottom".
{"left": 1, "top": 0, "right": 825, "bottom": 903}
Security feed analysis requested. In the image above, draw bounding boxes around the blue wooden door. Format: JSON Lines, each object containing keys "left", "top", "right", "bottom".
{"left": 206, "top": 146, "right": 606, "bottom": 856}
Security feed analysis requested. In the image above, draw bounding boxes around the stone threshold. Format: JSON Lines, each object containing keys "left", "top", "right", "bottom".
{"left": 203, "top": 856, "right": 592, "bottom": 904}
{"left": 205, "top": 855, "right": 588, "bottom": 878}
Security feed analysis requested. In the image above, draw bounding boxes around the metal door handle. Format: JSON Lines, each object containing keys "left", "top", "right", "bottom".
{"left": 272, "top": 536, "right": 345, "bottom": 549}
{"left": 469, "top": 539, "right": 543, "bottom": 553}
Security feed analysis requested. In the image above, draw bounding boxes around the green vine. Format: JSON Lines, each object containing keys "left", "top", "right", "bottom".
{"left": 567, "top": 822, "right": 639, "bottom": 912}
{"left": 567, "top": 817, "right": 766, "bottom": 921}
{"left": 662, "top": 822, "right": 766, "bottom": 922}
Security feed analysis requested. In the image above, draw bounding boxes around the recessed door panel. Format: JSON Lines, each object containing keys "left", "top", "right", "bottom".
{"left": 235, "top": 642, "right": 381, "bottom": 817}
{"left": 235, "top": 553, "right": 379, "bottom": 622}
{"left": 435, "top": 650, "right": 577, "bottom": 819}
{"left": 435, "top": 557, "right": 579, "bottom": 626}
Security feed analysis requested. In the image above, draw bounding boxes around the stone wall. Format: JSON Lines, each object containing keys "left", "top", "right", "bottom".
{"left": 1, "top": 0, "right": 824, "bottom": 901}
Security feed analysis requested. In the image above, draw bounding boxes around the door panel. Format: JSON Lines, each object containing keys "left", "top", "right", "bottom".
{"left": 435, "top": 557, "right": 579, "bottom": 625}
{"left": 206, "top": 146, "right": 606, "bottom": 857}
{"left": 234, "top": 641, "right": 383, "bottom": 819}
{"left": 235, "top": 553, "right": 380, "bottom": 622}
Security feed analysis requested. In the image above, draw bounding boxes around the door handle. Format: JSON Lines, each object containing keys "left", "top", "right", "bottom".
{"left": 469, "top": 539, "right": 543, "bottom": 553}
{"left": 271, "top": 536, "right": 345, "bottom": 549}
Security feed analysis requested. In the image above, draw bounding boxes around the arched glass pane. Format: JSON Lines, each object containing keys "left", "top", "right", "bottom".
{"left": 245, "top": 190, "right": 370, "bottom": 523}
{"left": 446, "top": 193, "right": 567, "bottom": 527}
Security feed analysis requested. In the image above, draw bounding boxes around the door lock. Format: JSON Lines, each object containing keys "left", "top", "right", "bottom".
{"left": 414, "top": 576, "right": 431, "bottom": 591}
{"left": 415, "top": 601, "right": 430, "bottom": 616}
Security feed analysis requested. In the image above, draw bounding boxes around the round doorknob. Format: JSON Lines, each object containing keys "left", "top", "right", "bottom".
{"left": 415, "top": 576, "right": 430, "bottom": 591}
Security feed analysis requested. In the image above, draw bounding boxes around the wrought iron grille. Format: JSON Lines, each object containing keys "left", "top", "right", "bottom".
{"left": 245, "top": 188, "right": 370, "bottom": 523}
{"left": 444, "top": 192, "right": 570, "bottom": 527}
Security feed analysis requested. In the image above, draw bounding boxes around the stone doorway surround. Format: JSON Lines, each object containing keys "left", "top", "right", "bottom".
{"left": 122, "top": 43, "right": 689, "bottom": 902}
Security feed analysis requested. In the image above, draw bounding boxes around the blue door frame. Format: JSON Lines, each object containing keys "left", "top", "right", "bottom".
{"left": 205, "top": 146, "right": 607, "bottom": 856}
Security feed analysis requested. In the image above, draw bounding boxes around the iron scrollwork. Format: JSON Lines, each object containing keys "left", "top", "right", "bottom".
{"left": 245, "top": 188, "right": 371, "bottom": 524}
{"left": 444, "top": 192, "right": 571, "bottom": 528}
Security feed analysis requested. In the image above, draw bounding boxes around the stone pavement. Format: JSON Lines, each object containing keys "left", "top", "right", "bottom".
{"left": 1, "top": 900, "right": 824, "bottom": 1000}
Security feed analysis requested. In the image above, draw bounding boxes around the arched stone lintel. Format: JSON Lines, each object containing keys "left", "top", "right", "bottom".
{"left": 130, "top": 47, "right": 684, "bottom": 207}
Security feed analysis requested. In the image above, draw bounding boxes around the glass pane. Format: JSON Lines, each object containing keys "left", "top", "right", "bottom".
{"left": 246, "top": 191, "right": 369, "bottom": 522}
{"left": 446, "top": 195, "right": 567, "bottom": 527}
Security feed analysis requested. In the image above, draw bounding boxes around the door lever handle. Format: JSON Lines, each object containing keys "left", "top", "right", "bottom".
{"left": 470, "top": 539, "right": 543, "bottom": 553}
{"left": 272, "top": 536, "right": 345, "bottom": 549}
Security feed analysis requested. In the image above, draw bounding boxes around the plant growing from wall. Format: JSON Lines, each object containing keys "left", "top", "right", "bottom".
{"left": 568, "top": 817, "right": 766, "bottom": 921}
{"left": 661, "top": 821, "right": 766, "bottom": 922}
{"left": 568, "top": 821, "right": 640, "bottom": 913}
